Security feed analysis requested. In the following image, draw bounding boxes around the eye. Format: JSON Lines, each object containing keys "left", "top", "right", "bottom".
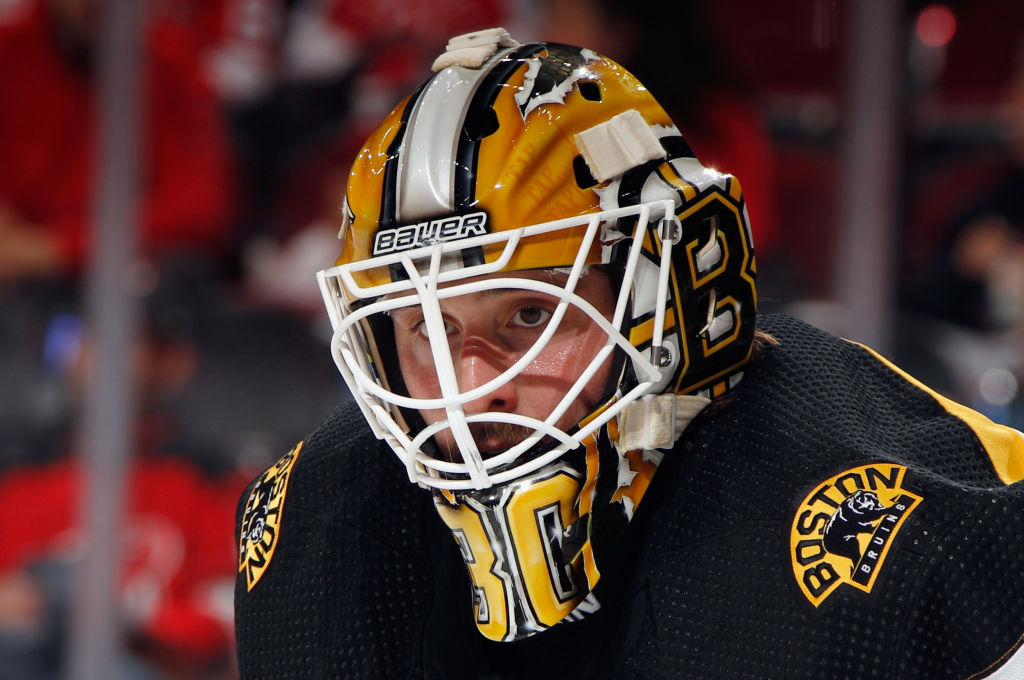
{"left": 412, "top": 318, "right": 458, "bottom": 340}
{"left": 510, "top": 305, "right": 552, "bottom": 328}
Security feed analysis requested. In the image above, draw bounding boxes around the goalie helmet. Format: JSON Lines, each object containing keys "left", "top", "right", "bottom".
{"left": 317, "top": 28, "right": 757, "bottom": 641}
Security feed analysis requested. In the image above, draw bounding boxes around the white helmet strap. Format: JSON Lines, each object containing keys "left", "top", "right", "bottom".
{"left": 431, "top": 27, "right": 520, "bottom": 71}
{"left": 574, "top": 109, "right": 666, "bottom": 183}
{"left": 616, "top": 393, "right": 711, "bottom": 453}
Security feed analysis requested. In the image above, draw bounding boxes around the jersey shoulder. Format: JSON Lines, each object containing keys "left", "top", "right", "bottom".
{"left": 755, "top": 313, "right": 1024, "bottom": 487}
{"left": 233, "top": 401, "right": 435, "bottom": 678}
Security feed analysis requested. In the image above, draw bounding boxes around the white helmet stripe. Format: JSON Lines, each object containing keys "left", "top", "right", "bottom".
{"left": 396, "top": 63, "right": 496, "bottom": 222}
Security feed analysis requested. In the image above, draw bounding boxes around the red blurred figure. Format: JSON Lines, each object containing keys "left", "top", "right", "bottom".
{"left": 0, "top": 0, "right": 236, "bottom": 283}
{"left": 0, "top": 269, "right": 252, "bottom": 678}
{"left": 0, "top": 454, "right": 246, "bottom": 676}
{"left": 538, "top": 0, "right": 781, "bottom": 257}
{"left": 240, "top": 0, "right": 509, "bottom": 312}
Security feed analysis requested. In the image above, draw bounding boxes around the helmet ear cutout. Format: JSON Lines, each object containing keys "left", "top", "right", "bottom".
{"left": 573, "top": 156, "right": 600, "bottom": 190}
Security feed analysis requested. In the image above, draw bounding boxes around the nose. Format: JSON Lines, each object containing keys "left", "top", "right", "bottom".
{"left": 456, "top": 343, "right": 519, "bottom": 414}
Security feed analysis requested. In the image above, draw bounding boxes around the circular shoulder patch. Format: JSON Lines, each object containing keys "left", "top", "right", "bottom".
{"left": 238, "top": 442, "right": 302, "bottom": 591}
{"left": 789, "top": 463, "right": 922, "bottom": 607}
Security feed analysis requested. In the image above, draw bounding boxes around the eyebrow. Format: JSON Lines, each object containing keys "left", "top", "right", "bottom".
{"left": 479, "top": 288, "right": 515, "bottom": 299}
{"left": 395, "top": 288, "right": 541, "bottom": 307}
{"left": 475, "top": 271, "right": 569, "bottom": 294}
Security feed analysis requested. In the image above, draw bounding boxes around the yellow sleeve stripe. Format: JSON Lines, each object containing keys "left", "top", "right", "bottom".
{"left": 851, "top": 341, "right": 1024, "bottom": 486}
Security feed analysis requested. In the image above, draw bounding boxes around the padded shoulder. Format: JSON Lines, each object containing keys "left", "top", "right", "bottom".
{"left": 234, "top": 401, "right": 436, "bottom": 678}
{"left": 752, "top": 314, "right": 1018, "bottom": 488}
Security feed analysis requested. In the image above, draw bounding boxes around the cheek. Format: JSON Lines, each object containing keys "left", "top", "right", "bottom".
{"left": 526, "top": 342, "right": 580, "bottom": 375}
{"left": 395, "top": 354, "right": 447, "bottom": 426}
{"left": 394, "top": 338, "right": 441, "bottom": 400}
{"left": 525, "top": 329, "right": 610, "bottom": 394}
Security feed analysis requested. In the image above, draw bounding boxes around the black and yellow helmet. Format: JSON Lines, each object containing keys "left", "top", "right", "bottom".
{"left": 317, "top": 28, "right": 758, "bottom": 641}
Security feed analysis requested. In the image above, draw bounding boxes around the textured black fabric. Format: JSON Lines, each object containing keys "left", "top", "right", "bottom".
{"left": 234, "top": 314, "right": 1024, "bottom": 678}
{"left": 233, "top": 404, "right": 437, "bottom": 678}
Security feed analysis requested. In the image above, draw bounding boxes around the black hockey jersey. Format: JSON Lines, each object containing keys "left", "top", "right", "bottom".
{"left": 234, "top": 314, "right": 1024, "bottom": 679}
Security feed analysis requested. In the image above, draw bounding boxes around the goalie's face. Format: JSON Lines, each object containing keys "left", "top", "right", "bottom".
{"left": 392, "top": 268, "right": 616, "bottom": 460}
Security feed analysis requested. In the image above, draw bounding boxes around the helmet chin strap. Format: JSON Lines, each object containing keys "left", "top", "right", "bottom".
{"left": 615, "top": 393, "right": 711, "bottom": 453}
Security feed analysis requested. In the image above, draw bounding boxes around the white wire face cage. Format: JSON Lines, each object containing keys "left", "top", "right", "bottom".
{"left": 317, "top": 199, "right": 682, "bottom": 491}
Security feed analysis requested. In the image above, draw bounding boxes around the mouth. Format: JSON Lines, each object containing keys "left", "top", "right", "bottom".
{"left": 438, "top": 422, "right": 538, "bottom": 460}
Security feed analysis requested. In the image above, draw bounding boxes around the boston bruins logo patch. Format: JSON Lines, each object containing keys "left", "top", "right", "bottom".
{"left": 789, "top": 463, "right": 922, "bottom": 607}
{"left": 238, "top": 442, "right": 302, "bottom": 591}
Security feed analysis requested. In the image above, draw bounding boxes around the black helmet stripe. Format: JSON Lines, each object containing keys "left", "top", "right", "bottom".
{"left": 616, "top": 160, "right": 660, "bottom": 208}
{"left": 452, "top": 43, "right": 547, "bottom": 210}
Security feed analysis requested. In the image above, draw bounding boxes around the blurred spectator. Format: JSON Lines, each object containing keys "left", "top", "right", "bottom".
{"left": 537, "top": 0, "right": 781, "bottom": 259}
{"left": 159, "top": 0, "right": 284, "bottom": 109}
{"left": 904, "top": 47, "right": 1024, "bottom": 334}
{"left": 899, "top": 41, "right": 1024, "bottom": 423}
{"left": 242, "top": 163, "right": 346, "bottom": 314}
{"left": 278, "top": 0, "right": 508, "bottom": 140}
{"left": 0, "top": 458, "right": 243, "bottom": 679}
{"left": 0, "top": 265, "right": 249, "bottom": 679}
{"left": 0, "top": 0, "right": 242, "bottom": 504}
{"left": 234, "top": 0, "right": 509, "bottom": 312}
{"left": 0, "top": 0, "right": 237, "bottom": 285}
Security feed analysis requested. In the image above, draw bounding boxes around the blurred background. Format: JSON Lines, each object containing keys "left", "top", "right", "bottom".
{"left": 0, "top": 0, "right": 1022, "bottom": 677}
